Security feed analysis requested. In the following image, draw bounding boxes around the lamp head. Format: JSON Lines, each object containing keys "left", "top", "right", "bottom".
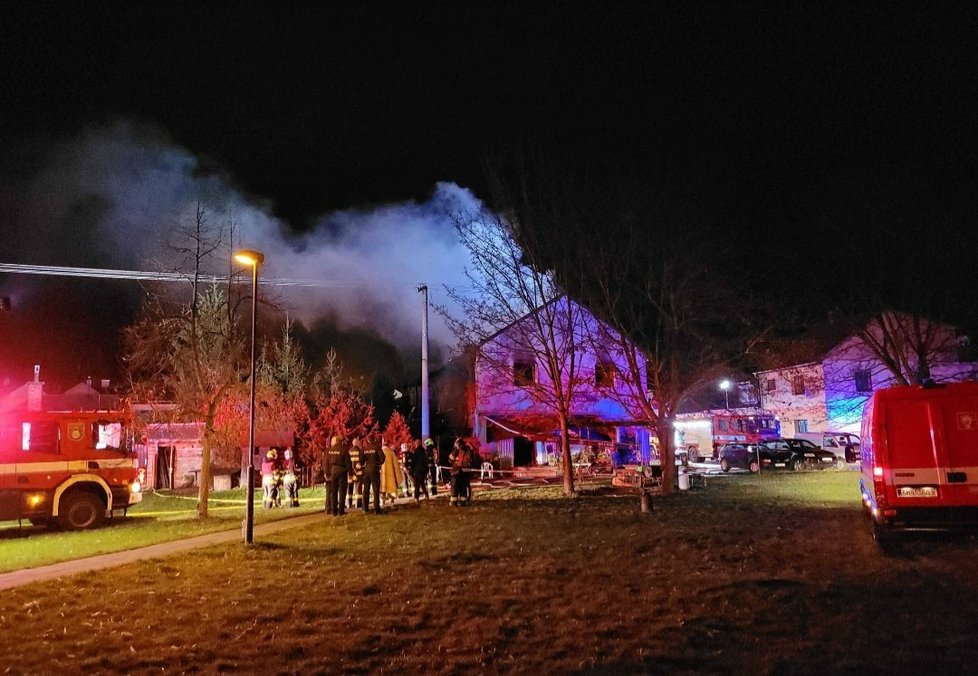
{"left": 719, "top": 379, "right": 732, "bottom": 391}
{"left": 234, "top": 249, "right": 265, "bottom": 267}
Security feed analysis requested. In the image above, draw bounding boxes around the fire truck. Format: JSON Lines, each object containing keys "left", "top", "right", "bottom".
{"left": 0, "top": 409, "right": 142, "bottom": 529}
{"left": 674, "top": 409, "right": 781, "bottom": 462}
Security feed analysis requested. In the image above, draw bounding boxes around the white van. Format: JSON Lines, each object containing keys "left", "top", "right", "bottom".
{"left": 794, "top": 431, "right": 860, "bottom": 468}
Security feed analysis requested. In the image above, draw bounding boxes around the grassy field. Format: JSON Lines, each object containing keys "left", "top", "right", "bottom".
{"left": 1, "top": 471, "right": 976, "bottom": 673}
{"left": 0, "top": 487, "right": 327, "bottom": 573}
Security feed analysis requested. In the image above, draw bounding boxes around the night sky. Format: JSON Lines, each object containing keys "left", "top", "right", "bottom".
{"left": 2, "top": 3, "right": 977, "bottom": 386}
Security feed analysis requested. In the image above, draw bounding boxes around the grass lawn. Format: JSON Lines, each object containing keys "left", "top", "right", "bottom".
{"left": 2, "top": 471, "right": 977, "bottom": 673}
{"left": 0, "top": 487, "right": 327, "bottom": 573}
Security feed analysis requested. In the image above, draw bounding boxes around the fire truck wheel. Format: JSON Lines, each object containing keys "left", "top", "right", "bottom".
{"left": 687, "top": 447, "right": 700, "bottom": 463}
{"left": 58, "top": 491, "right": 105, "bottom": 530}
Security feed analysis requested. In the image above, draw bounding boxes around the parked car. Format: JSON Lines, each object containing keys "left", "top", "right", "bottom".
{"left": 794, "top": 431, "right": 860, "bottom": 467}
{"left": 765, "top": 439, "right": 838, "bottom": 470}
{"left": 718, "top": 442, "right": 792, "bottom": 473}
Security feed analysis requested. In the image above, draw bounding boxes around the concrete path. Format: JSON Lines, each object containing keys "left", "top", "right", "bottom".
{"left": 0, "top": 501, "right": 419, "bottom": 592}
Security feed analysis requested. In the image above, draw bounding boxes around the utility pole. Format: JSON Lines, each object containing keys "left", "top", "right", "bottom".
{"left": 419, "top": 284, "right": 430, "bottom": 439}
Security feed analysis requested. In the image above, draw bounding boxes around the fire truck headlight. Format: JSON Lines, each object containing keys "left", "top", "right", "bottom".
{"left": 28, "top": 494, "right": 44, "bottom": 507}
{"left": 130, "top": 481, "right": 142, "bottom": 494}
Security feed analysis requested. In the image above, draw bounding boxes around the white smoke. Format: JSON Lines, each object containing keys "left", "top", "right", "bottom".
{"left": 17, "top": 120, "right": 481, "bottom": 349}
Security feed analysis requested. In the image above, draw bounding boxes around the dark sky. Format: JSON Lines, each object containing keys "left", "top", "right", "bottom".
{"left": 2, "top": 2, "right": 977, "bottom": 384}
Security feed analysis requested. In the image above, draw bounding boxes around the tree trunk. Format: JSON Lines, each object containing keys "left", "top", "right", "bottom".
{"left": 656, "top": 420, "right": 675, "bottom": 495}
{"left": 197, "top": 424, "right": 213, "bottom": 519}
{"left": 559, "top": 412, "right": 575, "bottom": 496}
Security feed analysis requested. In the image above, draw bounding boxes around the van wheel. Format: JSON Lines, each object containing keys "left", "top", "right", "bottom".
{"left": 871, "top": 519, "right": 897, "bottom": 553}
{"left": 719, "top": 458, "right": 731, "bottom": 473}
{"left": 688, "top": 447, "right": 700, "bottom": 463}
{"left": 748, "top": 459, "right": 760, "bottom": 473}
{"left": 58, "top": 491, "right": 105, "bottom": 530}
{"left": 836, "top": 458, "right": 847, "bottom": 471}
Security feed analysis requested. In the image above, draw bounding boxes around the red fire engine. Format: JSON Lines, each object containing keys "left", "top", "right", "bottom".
{"left": 0, "top": 409, "right": 142, "bottom": 529}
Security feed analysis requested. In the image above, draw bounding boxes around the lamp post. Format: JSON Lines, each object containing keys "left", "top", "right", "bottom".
{"left": 234, "top": 249, "right": 264, "bottom": 544}
{"left": 719, "top": 379, "right": 731, "bottom": 410}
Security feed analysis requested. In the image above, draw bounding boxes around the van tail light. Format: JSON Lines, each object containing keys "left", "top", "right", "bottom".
{"left": 872, "top": 465, "right": 887, "bottom": 509}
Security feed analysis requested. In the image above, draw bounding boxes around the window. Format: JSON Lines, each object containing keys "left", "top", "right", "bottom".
{"left": 595, "top": 360, "right": 616, "bottom": 387}
{"left": 22, "top": 421, "right": 59, "bottom": 452}
{"left": 513, "top": 359, "right": 535, "bottom": 386}
{"left": 795, "top": 419, "right": 809, "bottom": 434}
{"left": 766, "top": 378, "right": 776, "bottom": 392}
{"left": 791, "top": 375, "right": 805, "bottom": 396}
{"left": 854, "top": 369, "right": 872, "bottom": 393}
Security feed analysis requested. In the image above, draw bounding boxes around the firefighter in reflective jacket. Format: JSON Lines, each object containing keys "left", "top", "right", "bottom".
{"left": 448, "top": 439, "right": 473, "bottom": 506}
{"left": 261, "top": 449, "right": 284, "bottom": 509}
{"left": 282, "top": 447, "right": 300, "bottom": 507}
{"left": 347, "top": 438, "right": 364, "bottom": 510}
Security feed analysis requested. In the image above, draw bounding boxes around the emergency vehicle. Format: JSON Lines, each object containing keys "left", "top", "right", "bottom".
{"left": 860, "top": 382, "right": 978, "bottom": 537}
{"left": 675, "top": 409, "right": 781, "bottom": 461}
{"left": 0, "top": 409, "right": 142, "bottom": 529}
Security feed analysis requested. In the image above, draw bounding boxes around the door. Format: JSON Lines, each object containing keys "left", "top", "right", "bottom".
{"left": 513, "top": 437, "right": 534, "bottom": 466}
{"left": 937, "top": 393, "right": 978, "bottom": 505}
{"left": 156, "top": 446, "right": 175, "bottom": 489}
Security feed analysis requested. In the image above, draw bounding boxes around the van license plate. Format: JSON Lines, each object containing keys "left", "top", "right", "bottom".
{"left": 898, "top": 486, "right": 937, "bottom": 498}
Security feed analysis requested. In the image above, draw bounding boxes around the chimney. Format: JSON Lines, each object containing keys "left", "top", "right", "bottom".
{"left": 28, "top": 365, "right": 43, "bottom": 411}
{"left": 101, "top": 379, "right": 110, "bottom": 390}
{"left": 86, "top": 376, "right": 93, "bottom": 388}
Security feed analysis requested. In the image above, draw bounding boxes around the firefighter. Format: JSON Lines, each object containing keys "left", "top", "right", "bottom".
{"left": 282, "top": 447, "right": 300, "bottom": 507}
{"left": 360, "top": 435, "right": 385, "bottom": 513}
{"left": 261, "top": 449, "right": 284, "bottom": 509}
{"left": 410, "top": 439, "right": 430, "bottom": 502}
{"left": 424, "top": 437, "right": 439, "bottom": 495}
{"left": 448, "top": 438, "right": 473, "bottom": 506}
{"left": 325, "top": 436, "right": 351, "bottom": 516}
{"left": 347, "top": 437, "right": 364, "bottom": 510}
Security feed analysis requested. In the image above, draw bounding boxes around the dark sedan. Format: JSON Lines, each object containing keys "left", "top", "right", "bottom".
{"left": 718, "top": 443, "right": 792, "bottom": 473}
{"left": 761, "top": 439, "right": 838, "bottom": 470}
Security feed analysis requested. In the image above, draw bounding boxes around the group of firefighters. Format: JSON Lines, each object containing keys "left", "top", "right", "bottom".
{"left": 260, "top": 436, "right": 478, "bottom": 512}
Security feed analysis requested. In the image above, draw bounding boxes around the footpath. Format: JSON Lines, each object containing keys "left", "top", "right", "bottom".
{"left": 0, "top": 475, "right": 559, "bottom": 593}
{"left": 0, "top": 511, "right": 332, "bottom": 592}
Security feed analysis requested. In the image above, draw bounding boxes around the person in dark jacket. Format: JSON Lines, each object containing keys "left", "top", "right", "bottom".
{"left": 410, "top": 439, "right": 430, "bottom": 503}
{"left": 324, "top": 436, "right": 351, "bottom": 516}
{"left": 360, "top": 435, "right": 386, "bottom": 513}
{"left": 424, "top": 438, "right": 439, "bottom": 495}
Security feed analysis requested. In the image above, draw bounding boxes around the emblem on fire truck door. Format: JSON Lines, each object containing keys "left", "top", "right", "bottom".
{"left": 67, "top": 422, "right": 85, "bottom": 441}
{"left": 957, "top": 412, "right": 976, "bottom": 431}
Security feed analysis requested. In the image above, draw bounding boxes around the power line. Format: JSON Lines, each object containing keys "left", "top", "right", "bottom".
{"left": 0, "top": 263, "right": 368, "bottom": 289}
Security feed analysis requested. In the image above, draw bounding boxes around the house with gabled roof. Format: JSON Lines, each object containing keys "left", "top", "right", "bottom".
{"left": 472, "top": 296, "right": 653, "bottom": 470}
{"left": 756, "top": 313, "right": 978, "bottom": 436}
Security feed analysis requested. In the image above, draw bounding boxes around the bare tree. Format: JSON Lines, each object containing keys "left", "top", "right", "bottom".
{"left": 124, "top": 202, "right": 249, "bottom": 518}
{"left": 441, "top": 182, "right": 589, "bottom": 496}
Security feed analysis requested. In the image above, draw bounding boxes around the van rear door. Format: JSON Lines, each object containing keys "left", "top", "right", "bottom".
{"left": 935, "top": 392, "right": 978, "bottom": 506}
{"left": 884, "top": 396, "right": 942, "bottom": 504}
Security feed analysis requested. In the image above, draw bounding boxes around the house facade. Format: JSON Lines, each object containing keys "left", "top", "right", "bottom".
{"left": 472, "top": 297, "right": 652, "bottom": 469}
{"left": 758, "top": 315, "right": 978, "bottom": 436}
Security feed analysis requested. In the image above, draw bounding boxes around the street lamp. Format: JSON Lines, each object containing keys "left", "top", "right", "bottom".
{"left": 719, "top": 379, "right": 731, "bottom": 410}
{"left": 234, "top": 249, "right": 264, "bottom": 544}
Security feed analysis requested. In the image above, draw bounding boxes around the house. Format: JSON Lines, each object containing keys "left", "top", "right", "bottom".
{"left": 756, "top": 313, "right": 978, "bottom": 436}
{"left": 131, "top": 403, "right": 296, "bottom": 491}
{"left": 0, "top": 367, "right": 119, "bottom": 413}
{"left": 472, "top": 297, "right": 653, "bottom": 470}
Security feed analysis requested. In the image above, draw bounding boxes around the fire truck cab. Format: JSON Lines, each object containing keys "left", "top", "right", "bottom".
{"left": 0, "top": 410, "right": 142, "bottom": 529}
